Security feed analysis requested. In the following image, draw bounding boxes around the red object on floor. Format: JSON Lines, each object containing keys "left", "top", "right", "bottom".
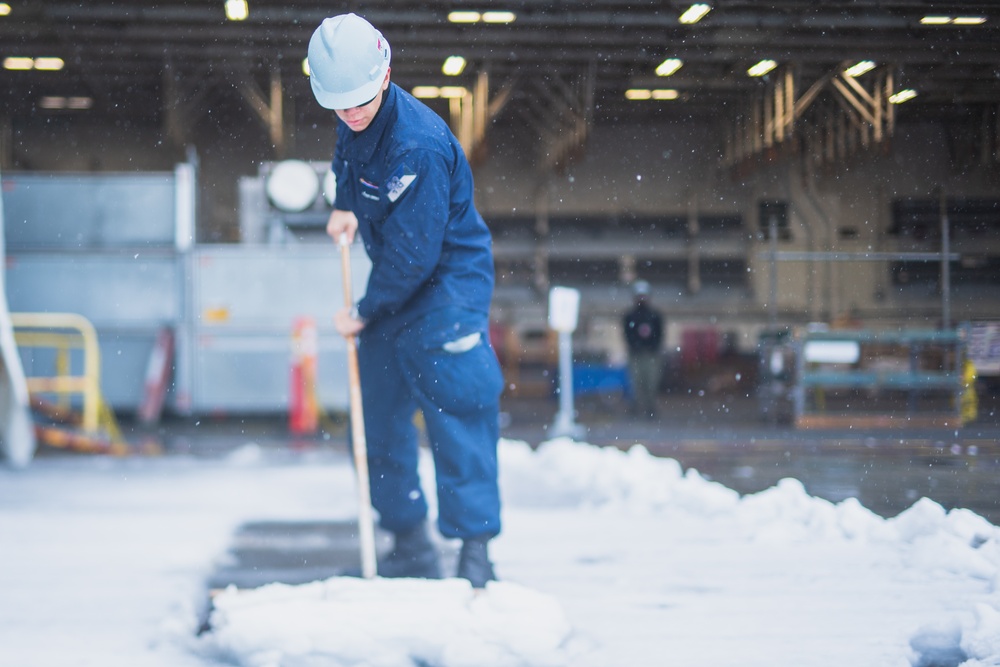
{"left": 138, "top": 327, "right": 174, "bottom": 425}
{"left": 289, "top": 316, "right": 319, "bottom": 435}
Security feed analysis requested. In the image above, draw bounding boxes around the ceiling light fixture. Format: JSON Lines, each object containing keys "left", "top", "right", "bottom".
{"left": 301, "top": 58, "right": 310, "bottom": 76}
{"left": 448, "top": 11, "right": 481, "bottom": 23}
{"left": 448, "top": 10, "right": 516, "bottom": 24}
{"left": 920, "top": 15, "right": 987, "bottom": 25}
{"left": 679, "top": 4, "right": 711, "bottom": 24}
{"left": 482, "top": 11, "right": 516, "bottom": 23}
{"left": 953, "top": 16, "right": 987, "bottom": 25}
{"left": 5, "top": 56, "right": 66, "bottom": 71}
{"left": 625, "top": 89, "right": 679, "bottom": 100}
{"left": 3, "top": 56, "right": 34, "bottom": 70}
{"left": 0, "top": 4, "right": 11, "bottom": 16}
{"left": 442, "top": 55, "right": 467, "bottom": 76}
{"left": 889, "top": 89, "right": 917, "bottom": 104}
{"left": 844, "top": 60, "right": 876, "bottom": 78}
{"left": 39, "top": 95, "right": 93, "bottom": 110}
{"left": 412, "top": 86, "right": 441, "bottom": 98}
{"left": 33, "top": 57, "right": 65, "bottom": 71}
{"left": 225, "top": 0, "right": 248, "bottom": 21}
{"left": 411, "top": 86, "right": 469, "bottom": 99}
{"left": 655, "top": 58, "right": 683, "bottom": 77}
{"left": 747, "top": 59, "right": 777, "bottom": 77}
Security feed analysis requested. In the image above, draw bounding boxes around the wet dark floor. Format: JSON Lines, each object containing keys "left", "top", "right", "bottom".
{"left": 654, "top": 440, "right": 999, "bottom": 524}
{"left": 205, "top": 520, "right": 381, "bottom": 591}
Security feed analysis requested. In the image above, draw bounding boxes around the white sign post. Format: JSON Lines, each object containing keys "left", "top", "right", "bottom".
{"left": 548, "top": 287, "right": 585, "bottom": 439}
{"left": 0, "top": 169, "right": 37, "bottom": 467}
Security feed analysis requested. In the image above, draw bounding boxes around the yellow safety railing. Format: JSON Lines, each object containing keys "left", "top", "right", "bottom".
{"left": 11, "top": 312, "right": 103, "bottom": 434}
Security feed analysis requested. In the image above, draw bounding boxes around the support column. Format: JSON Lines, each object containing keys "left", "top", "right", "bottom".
{"left": 0, "top": 115, "right": 12, "bottom": 169}
{"left": 687, "top": 193, "right": 701, "bottom": 294}
{"left": 235, "top": 67, "right": 287, "bottom": 158}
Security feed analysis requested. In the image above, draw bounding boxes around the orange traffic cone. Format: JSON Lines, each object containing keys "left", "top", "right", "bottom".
{"left": 289, "top": 316, "right": 318, "bottom": 435}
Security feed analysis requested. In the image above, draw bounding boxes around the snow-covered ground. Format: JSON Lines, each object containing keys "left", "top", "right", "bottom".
{"left": 2, "top": 436, "right": 999, "bottom": 667}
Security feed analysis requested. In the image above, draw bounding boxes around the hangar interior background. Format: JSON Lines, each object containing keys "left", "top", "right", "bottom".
{"left": 1, "top": 1, "right": 999, "bottom": 424}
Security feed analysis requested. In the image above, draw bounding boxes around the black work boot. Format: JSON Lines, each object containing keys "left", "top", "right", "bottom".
{"left": 456, "top": 535, "right": 496, "bottom": 589}
{"left": 377, "top": 521, "right": 442, "bottom": 579}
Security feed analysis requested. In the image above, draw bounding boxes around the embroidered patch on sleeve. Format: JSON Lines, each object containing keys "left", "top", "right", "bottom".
{"left": 385, "top": 165, "right": 417, "bottom": 203}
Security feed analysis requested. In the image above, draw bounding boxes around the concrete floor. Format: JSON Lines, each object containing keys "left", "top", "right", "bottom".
{"left": 114, "top": 385, "right": 1000, "bottom": 527}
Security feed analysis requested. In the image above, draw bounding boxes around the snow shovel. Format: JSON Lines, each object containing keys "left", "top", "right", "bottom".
{"left": 339, "top": 234, "right": 378, "bottom": 579}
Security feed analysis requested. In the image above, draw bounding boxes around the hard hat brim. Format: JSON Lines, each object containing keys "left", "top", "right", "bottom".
{"left": 310, "top": 59, "right": 389, "bottom": 110}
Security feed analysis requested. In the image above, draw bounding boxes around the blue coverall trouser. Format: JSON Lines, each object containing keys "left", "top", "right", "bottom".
{"left": 356, "top": 306, "right": 503, "bottom": 540}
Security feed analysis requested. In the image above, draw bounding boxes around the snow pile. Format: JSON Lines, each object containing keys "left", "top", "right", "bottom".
{"left": 960, "top": 603, "right": 1000, "bottom": 666}
{"left": 902, "top": 501, "right": 1000, "bottom": 667}
{"left": 911, "top": 616, "right": 967, "bottom": 667}
{"left": 191, "top": 437, "right": 1000, "bottom": 667}
{"left": 502, "top": 437, "right": 1000, "bottom": 667}
{"left": 891, "top": 499, "right": 1000, "bottom": 580}
{"left": 910, "top": 603, "right": 1000, "bottom": 667}
{"left": 206, "top": 578, "right": 570, "bottom": 667}
{"left": 5, "top": 436, "right": 1000, "bottom": 666}
{"left": 498, "top": 436, "right": 740, "bottom": 514}
{"left": 503, "top": 437, "right": 1000, "bottom": 553}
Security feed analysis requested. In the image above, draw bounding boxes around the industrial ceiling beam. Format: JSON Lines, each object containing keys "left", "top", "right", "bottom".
{"left": 1, "top": 0, "right": 998, "bottom": 165}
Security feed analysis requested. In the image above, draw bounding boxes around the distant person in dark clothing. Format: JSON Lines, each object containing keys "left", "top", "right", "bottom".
{"left": 623, "top": 280, "right": 664, "bottom": 418}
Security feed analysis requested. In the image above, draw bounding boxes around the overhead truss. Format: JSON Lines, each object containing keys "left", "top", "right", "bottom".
{"left": 725, "top": 64, "right": 897, "bottom": 170}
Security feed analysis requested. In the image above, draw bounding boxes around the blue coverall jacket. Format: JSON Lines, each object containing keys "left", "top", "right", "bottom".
{"left": 331, "top": 83, "right": 503, "bottom": 540}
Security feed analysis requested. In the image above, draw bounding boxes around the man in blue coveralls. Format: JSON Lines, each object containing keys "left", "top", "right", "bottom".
{"left": 307, "top": 13, "right": 504, "bottom": 588}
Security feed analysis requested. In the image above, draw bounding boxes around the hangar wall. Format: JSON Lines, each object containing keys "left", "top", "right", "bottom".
{"left": 6, "top": 109, "right": 998, "bottom": 333}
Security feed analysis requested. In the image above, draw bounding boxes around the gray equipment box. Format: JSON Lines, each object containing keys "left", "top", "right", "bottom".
{"left": 3, "top": 168, "right": 369, "bottom": 417}
{"left": 3, "top": 169, "right": 191, "bottom": 412}
{"left": 184, "top": 244, "right": 371, "bottom": 414}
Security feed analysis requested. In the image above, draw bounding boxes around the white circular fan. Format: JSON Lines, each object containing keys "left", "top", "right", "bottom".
{"left": 322, "top": 168, "right": 338, "bottom": 207}
{"left": 265, "top": 160, "right": 320, "bottom": 212}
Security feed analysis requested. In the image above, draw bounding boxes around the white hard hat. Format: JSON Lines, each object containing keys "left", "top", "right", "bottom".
{"left": 308, "top": 14, "right": 391, "bottom": 110}
{"left": 633, "top": 280, "right": 651, "bottom": 296}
